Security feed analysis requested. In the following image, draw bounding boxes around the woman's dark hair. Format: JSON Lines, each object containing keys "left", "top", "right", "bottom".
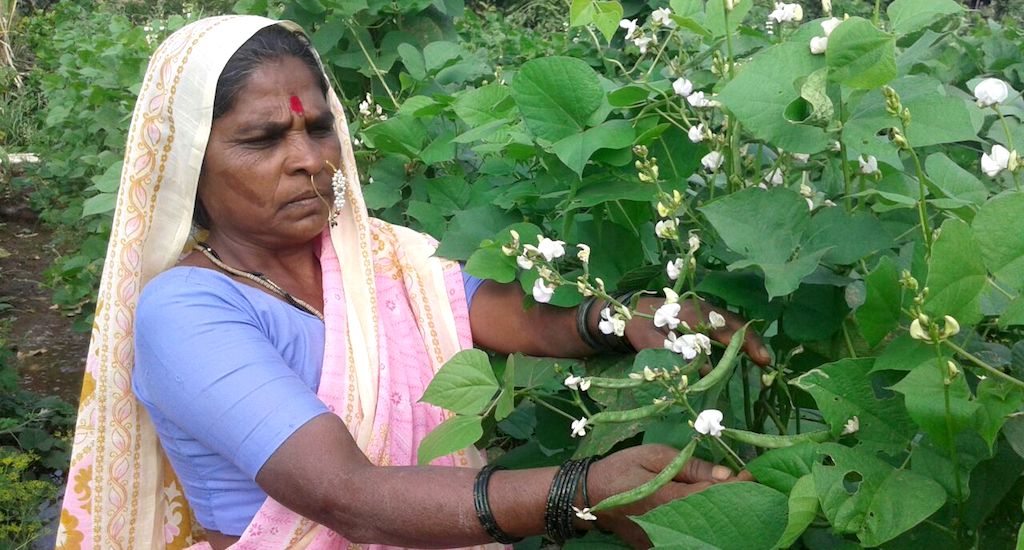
{"left": 195, "top": 25, "right": 329, "bottom": 229}
{"left": 212, "top": 24, "right": 328, "bottom": 120}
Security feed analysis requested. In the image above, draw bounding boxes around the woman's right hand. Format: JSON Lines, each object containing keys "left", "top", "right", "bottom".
{"left": 585, "top": 444, "right": 752, "bottom": 548}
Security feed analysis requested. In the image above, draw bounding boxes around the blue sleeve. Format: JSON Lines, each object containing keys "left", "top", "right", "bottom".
{"left": 133, "top": 273, "right": 329, "bottom": 479}
{"left": 461, "top": 269, "right": 486, "bottom": 309}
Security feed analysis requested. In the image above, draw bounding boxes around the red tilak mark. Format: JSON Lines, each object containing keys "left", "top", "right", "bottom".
{"left": 289, "top": 95, "right": 304, "bottom": 116}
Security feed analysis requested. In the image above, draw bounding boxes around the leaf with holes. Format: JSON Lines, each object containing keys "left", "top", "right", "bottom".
{"left": 813, "top": 443, "right": 947, "bottom": 547}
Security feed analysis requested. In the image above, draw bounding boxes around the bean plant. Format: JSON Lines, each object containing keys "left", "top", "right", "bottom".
{"left": 242, "top": 0, "right": 1024, "bottom": 547}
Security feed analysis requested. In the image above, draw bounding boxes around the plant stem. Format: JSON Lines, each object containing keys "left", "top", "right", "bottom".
{"left": 713, "top": 435, "right": 746, "bottom": 470}
{"left": 992, "top": 105, "right": 1021, "bottom": 191}
{"left": 842, "top": 320, "right": 858, "bottom": 358}
{"left": 932, "top": 336, "right": 964, "bottom": 506}
{"left": 528, "top": 395, "right": 580, "bottom": 421}
{"left": 944, "top": 340, "right": 1024, "bottom": 389}
{"left": 873, "top": 0, "right": 882, "bottom": 26}
{"left": 346, "top": 22, "right": 399, "bottom": 109}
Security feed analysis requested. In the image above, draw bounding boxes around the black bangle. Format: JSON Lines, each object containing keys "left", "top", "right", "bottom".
{"left": 544, "top": 458, "right": 593, "bottom": 543}
{"left": 473, "top": 465, "right": 523, "bottom": 544}
{"left": 576, "top": 296, "right": 607, "bottom": 351}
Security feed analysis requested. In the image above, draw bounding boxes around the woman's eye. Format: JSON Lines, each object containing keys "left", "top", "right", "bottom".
{"left": 243, "top": 135, "right": 279, "bottom": 148}
{"left": 310, "top": 125, "right": 334, "bottom": 137}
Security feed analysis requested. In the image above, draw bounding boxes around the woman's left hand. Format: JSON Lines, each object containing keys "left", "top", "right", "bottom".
{"left": 623, "top": 297, "right": 772, "bottom": 367}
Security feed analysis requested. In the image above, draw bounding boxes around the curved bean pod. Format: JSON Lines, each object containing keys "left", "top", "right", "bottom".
{"left": 588, "top": 401, "right": 672, "bottom": 424}
{"left": 590, "top": 439, "right": 698, "bottom": 513}
{"left": 687, "top": 323, "right": 749, "bottom": 393}
{"left": 720, "top": 428, "right": 831, "bottom": 448}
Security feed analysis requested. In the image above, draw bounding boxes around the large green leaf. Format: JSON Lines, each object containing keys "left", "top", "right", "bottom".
{"left": 704, "top": 0, "right": 752, "bottom": 37}
{"left": 700, "top": 187, "right": 810, "bottom": 267}
{"left": 791, "top": 358, "right": 915, "bottom": 454}
{"left": 416, "top": 414, "right": 483, "bottom": 465}
{"left": 924, "top": 218, "right": 987, "bottom": 325}
{"left": 887, "top": 0, "right": 962, "bottom": 36}
{"left": 435, "top": 206, "right": 519, "bottom": 260}
{"left": 776, "top": 475, "right": 819, "bottom": 549}
{"left": 802, "top": 207, "right": 892, "bottom": 265}
{"left": 420, "top": 349, "right": 499, "bottom": 415}
{"left": 856, "top": 256, "right": 903, "bottom": 347}
{"left": 633, "top": 482, "right": 788, "bottom": 550}
{"left": 891, "top": 361, "right": 980, "bottom": 451}
{"left": 510, "top": 56, "right": 604, "bottom": 142}
{"left": 924, "top": 153, "right": 988, "bottom": 208}
{"left": 550, "top": 119, "right": 635, "bottom": 177}
{"left": 452, "top": 84, "right": 514, "bottom": 126}
{"left": 973, "top": 192, "right": 1024, "bottom": 291}
{"left": 826, "top": 17, "right": 897, "bottom": 90}
{"left": 975, "top": 378, "right": 1024, "bottom": 451}
{"left": 912, "top": 432, "right": 991, "bottom": 502}
{"left": 813, "top": 443, "right": 947, "bottom": 547}
{"left": 731, "top": 249, "right": 830, "bottom": 299}
{"left": 569, "top": 0, "right": 623, "bottom": 42}
{"left": 745, "top": 442, "right": 820, "bottom": 494}
{"left": 718, "top": 41, "right": 830, "bottom": 153}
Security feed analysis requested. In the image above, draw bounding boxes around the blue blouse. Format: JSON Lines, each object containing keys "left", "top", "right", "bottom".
{"left": 132, "top": 266, "right": 483, "bottom": 535}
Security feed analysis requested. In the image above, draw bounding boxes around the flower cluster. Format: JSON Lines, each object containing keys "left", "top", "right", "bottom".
{"left": 810, "top": 17, "right": 843, "bottom": 55}
{"left": 768, "top": 2, "right": 804, "bottom": 24}
{"left": 358, "top": 93, "right": 388, "bottom": 122}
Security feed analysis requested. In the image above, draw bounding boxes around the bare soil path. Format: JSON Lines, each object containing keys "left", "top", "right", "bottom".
{"left": 1, "top": 186, "right": 89, "bottom": 404}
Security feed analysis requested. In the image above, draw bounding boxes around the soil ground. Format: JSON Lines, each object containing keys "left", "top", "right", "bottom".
{"left": 1, "top": 185, "right": 89, "bottom": 404}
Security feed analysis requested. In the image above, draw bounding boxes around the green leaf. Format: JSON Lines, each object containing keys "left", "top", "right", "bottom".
{"left": 812, "top": 443, "right": 946, "bottom": 547}
{"left": 608, "top": 84, "right": 649, "bottom": 107}
{"left": 550, "top": 119, "right": 635, "bottom": 176}
{"left": 873, "top": 334, "right": 946, "bottom": 372}
{"left": 975, "top": 378, "right": 1024, "bottom": 450}
{"left": 887, "top": 0, "right": 962, "bottom": 36}
{"left": 495, "top": 353, "right": 517, "bottom": 421}
{"left": 705, "top": 0, "right": 752, "bottom": 37}
{"left": 999, "top": 296, "right": 1024, "bottom": 328}
{"left": 420, "top": 349, "right": 500, "bottom": 415}
{"left": 745, "top": 442, "right": 820, "bottom": 494}
{"left": 423, "top": 41, "right": 461, "bottom": 73}
{"left": 416, "top": 414, "right": 483, "bottom": 465}
{"left": 826, "top": 17, "right": 896, "bottom": 90}
{"left": 890, "top": 362, "right": 980, "bottom": 451}
{"left": 973, "top": 192, "right": 1024, "bottom": 292}
{"left": 776, "top": 474, "right": 819, "bottom": 549}
{"left": 700, "top": 187, "right": 809, "bottom": 265}
{"left": 729, "top": 247, "right": 830, "bottom": 299}
{"left": 924, "top": 153, "right": 988, "bottom": 208}
{"left": 911, "top": 431, "right": 990, "bottom": 502}
{"left": 397, "top": 43, "right": 426, "bottom": 80}
{"left": 435, "top": 206, "right": 519, "bottom": 261}
{"left": 569, "top": 0, "right": 623, "bottom": 42}
{"left": 633, "top": 482, "right": 787, "bottom": 550}
{"left": 791, "top": 358, "right": 915, "bottom": 454}
{"left": 803, "top": 208, "right": 891, "bottom": 266}
{"left": 924, "top": 218, "right": 987, "bottom": 325}
{"left": 361, "top": 116, "right": 427, "bottom": 159}
{"left": 857, "top": 256, "right": 902, "bottom": 347}
{"left": 90, "top": 160, "right": 123, "bottom": 193}
{"left": 81, "top": 192, "right": 116, "bottom": 218}
{"left": 718, "top": 40, "right": 830, "bottom": 153}
{"left": 789, "top": 67, "right": 834, "bottom": 127}
{"left": 510, "top": 56, "right": 604, "bottom": 142}
{"left": 465, "top": 243, "right": 515, "bottom": 283}
{"left": 782, "top": 284, "right": 849, "bottom": 342}
{"left": 453, "top": 85, "right": 513, "bottom": 126}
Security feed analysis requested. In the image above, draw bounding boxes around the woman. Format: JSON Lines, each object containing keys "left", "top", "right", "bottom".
{"left": 56, "top": 15, "right": 769, "bottom": 550}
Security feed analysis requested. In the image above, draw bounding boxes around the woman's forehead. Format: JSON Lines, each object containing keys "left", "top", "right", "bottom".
{"left": 224, "top": 58, "right": 328, "bottom": 119}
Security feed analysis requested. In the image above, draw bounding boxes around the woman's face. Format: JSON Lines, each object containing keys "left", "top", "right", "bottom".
{"left": 198, "top": 55, "right": 341, "bottom": 248}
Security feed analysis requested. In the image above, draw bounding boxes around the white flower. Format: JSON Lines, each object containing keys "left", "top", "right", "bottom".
{"left": 654, "top": 302, "right": 682, "bottom": 330}
{"left": 768, "top": 2, "right": 804, "bottom": 23}
{"left": 564, "top": 375, "right": 591, "bottom": 392}
{"left": 687, "top": 91, "right": 718, "bottom": 108}
{"left": 909, "top": 318, "right": 930, "bottom": 341}
{"left": 763, "top": 167, "right": 784, "bottom": 186}
{"left": 667, "top": 258, "right": 684, "bottom": 280}
{"left": 805, "top": 197, "right": 815, "bottom": 210}
{"left": 687, "top": 233, "right": 700, "bottom": 254}
{"left": 982, "top": 144, "right": 1012, "bottom": 177}
{"left": 655, "top": 218, "right": 679, "bottom": 239}
{"left": 633, "top": 36, "right": 655, "bottom": 54}
{"left": 858, "top": 154, "right": 879, "bottom": 175}
{"left": 517, "top": 255, "right": 534, "bottom": 270}
{"left": 694, "top": 409, "right": 725, "bottom": 437}
{"left": 793, "top": 152, "right": 811, "bottom": 163}
{"left": 619, "top": 18, "right": 639, "bottom": 40}
{"left": 974, "top": 78, "right": 1010, "bottom": 108}
{"left": 599, "top": 307, "right": 626, "bottom": 337}
{"left": 708, "top": 311, "right": 726, "bottom": 329}
{"left": 571, "top": 416, "right": 589, "bottom": 437}
{"left": 651, "top": 8, "right": 675, "bottom": 28}
{"left": 576, "top": 243, "right": 591, "bottom": 263}
{"left": 820, "top": 17, "right": 842, "bottom": 36}
{"left": 688, "top": 123, "right": 705, "bottom": 143}
{"left": 573, "top": 506, "right": 597, "bottom": 521}
{"left": 532, "top": 278, "right": 555, "bottom": 303}
{"left": 724, "top": 0, "right": 736, "bottom": 11}
{"left": 536, "top": 236, "right": 566, "bottom": 261}
{"left": 701, "top": 151, "right": 725, "bottom": 172}
{"left": 664, "top": 332, "right": 711, "bottom": 360}
{"left": 810, "top": 35, "right": 828, "bottom": 55}
{"left": 842, "top": 416, "right": 860, "bottom": 435}
{"left": 821, "top": 0, "right": 832, "bottom": 15}
{"left": 673, "top": 77, "right": 694, "bottom": 97}
{"left": 943, "top": 315, "right": 961, "bottom": 338}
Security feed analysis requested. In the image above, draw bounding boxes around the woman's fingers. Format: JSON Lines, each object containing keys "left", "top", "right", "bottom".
{"left": 675, "top": 456, "right": 739, "bottom": 483}
{"left": 709, "top": 307, "right": 772, "bottom": 367}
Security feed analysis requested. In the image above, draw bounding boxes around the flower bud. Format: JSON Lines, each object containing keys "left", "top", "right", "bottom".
{"left": 761, "top": 371, "right": 777, "bottom": 387}
{"left": 909, "top": 318, "right": 930, "bottom": 342}
{"left": 942, "top": 315, "right": 960, "bottom": 338}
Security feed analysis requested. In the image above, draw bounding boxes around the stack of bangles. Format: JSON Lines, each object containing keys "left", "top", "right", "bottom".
{"left": 473, "top": 457, "right": 600, "bottom": 544}
{"left": 575, "top": 292, "right": 639, "bottom": 353}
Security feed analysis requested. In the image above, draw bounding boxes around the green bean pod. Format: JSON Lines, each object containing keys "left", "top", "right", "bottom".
{"left": 588, "top": 401, "right": 672, "bottom": 424}
{"left": 720, "top": 428, "right": 831, "bottom": 448}
{"left": 590, "top": 439, "right": 698, "bottom": 513}
{"left": 585, "top": 376, "right": 645, "bottom": 389}
{"left": 687, "top": 324, "right": 749, "bottom": 393}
